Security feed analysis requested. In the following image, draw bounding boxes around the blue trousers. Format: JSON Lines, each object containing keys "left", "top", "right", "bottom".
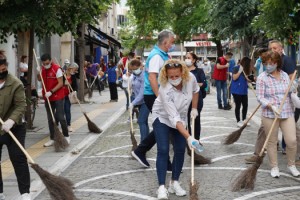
{"left": 137, "top": 103, "right": 150, "bottom": 142}
{"left": 215, "top": 80, "right": 228, "bottom": 107}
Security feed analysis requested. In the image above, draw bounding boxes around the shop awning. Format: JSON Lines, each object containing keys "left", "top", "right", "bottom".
{"left": 88, "top": 24, "right": 122, "bottom": 48}
{"left": 84, "top": 34, "right": 109, "bottom": 49}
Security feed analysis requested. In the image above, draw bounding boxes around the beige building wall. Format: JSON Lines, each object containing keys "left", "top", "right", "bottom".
{"left": 60, "top": 32, "right": 72, "bottom": 65}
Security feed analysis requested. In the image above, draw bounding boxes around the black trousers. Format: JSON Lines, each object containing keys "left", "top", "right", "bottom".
{"left": 0, "top": 123, "right": 30, "bottom": 194}
{"left": 232, "top": 94, "right": 248, "bottom": 122}
{"left": 108, "top": 83, "right": 118, "bottom": 100}
{"left": 135, "top": 95, "right": 157, "bottom": 154}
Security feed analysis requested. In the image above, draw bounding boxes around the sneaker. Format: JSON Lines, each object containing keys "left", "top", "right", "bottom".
{"left": 68, "top": 126, "right": 73, "bottom": 132}
{"left": 43, "top": 140, "right": 54, "bottom": 147}
{"left": 223, "top": 105, "right": 231, "bottom": 110}
{"left": 21, "top": 193, "right": 31, "bottom": 200}
{"left": 168, "top": 181, "right": 187, "bottom": 196}
{"left": 237, "top": 121, "right": 244, "bottom": 128}
{"left": 282, "top": 149, "right": 286, "bottom": 155}
{"left": 131, "top": 150, "right": 150, "bottom": 167}
{"left": 157, "top": 185, "right": 168, "bottom": 200}
{"left": 218, "top": 105, "right": 223, "bottom": 109}
{"left": 0, "top": 193, "right": 5, "bottom": 200}
{"left": 270, "top": 167, "right": 280, "bottom": 178}
{"left": 245, "top": 155, "right": 257, "bottom": 164}
{"left": 65, "top": 136, "right": 70, "bottom": 144}
{"left": 287, "top": 165, "right": 300, "bottom": 177}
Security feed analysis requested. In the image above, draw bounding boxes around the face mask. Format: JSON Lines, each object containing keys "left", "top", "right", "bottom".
{"left": 168, "top": 77, "right": 182, "bottom": 86}
{"left": 168, "top": 44, "right": 175, "bottom": 52}
{"left": 185, "top": 59, "right": 193, "bottom": 67}
{"left": 266, "top": 64, "right": 277, "bottom": 74}
{"left": 0, "top": 70, "right": 8, "bottom": 80}
{"left": 44, "top": 63, "right": 51, "bottom": 69}
{"left": 133, "top": 68, "right": 142, "bottom": 75}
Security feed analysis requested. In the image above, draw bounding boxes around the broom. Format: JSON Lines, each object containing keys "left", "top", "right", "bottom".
{"left": 190, "top": 116, "right": 199, "bottom": 200}
{"left": 33, "top": 49, "right": 69, "bottom": 152}
{"left": 0, "top": 118, "right": 77, "bottom": 200}
{"left": 127, "top": 74, "right": 137, "bottom": 151}
{"left": 223, "top": 104, "right": 261, "bottom": 145}
{"left": 54, "top": 59, "right": 102, "bottom": 134}
{"left": 232, "top": 70, "right": 297, "bottom": 191}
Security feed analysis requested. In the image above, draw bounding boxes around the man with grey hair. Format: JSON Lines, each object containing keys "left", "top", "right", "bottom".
{"left": 131, "top": 30, "right": 175, "bottom": 167}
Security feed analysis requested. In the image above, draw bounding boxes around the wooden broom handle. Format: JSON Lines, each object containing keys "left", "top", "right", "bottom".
{"left": 243, "top": 104, "right": 261, "bottom": 125}
{"left": 0, "top": 118, "right": 35, "bottom": 164}
{"left": 191, "top": 116, "right": 195, "bottom": 185}
{"left": 259, "top": 70, "right": 297, "bottom": 156}
{"left": 127, "top": 74, "right": 134, "bottom": 132}
{"left": 33, "top": 49, "right": 56, "bottom": 122}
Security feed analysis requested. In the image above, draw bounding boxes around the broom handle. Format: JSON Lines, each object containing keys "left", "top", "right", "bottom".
{"left": 127, "top": 73, "right": 134, "bottom": 132}
{"left": 53, "top": 58, "right": 85, "bottom": 114}
{"left": 243, "top": 104, "right": 261, "bottom": 125}
{"left": 191, "top": 116, "right": 195, "bottom": 185}
{"left": 33, "top": 49, "right": 56, "bottom": 122}
{"left": 259, "top": 70, "right": 297, "bottom": 156}
{"left": 0, "top": 118, "right": 35, "bottom": 164}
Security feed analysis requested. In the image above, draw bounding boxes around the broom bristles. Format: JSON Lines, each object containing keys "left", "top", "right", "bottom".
{"left": 53, "top": 124, "right": 69, "bottom": 152}
{"left": 232, "top": 155, "right": 264, "bottom": 191}
{"left": 130, "top": 130, "right": 138, "bottom": 151}
{"left": 31, "top": 163, "right": 77, "bottom": 200}
{"left": 223, "top": 124, "right": 247, "bottom": 145}
{"left": 194, "top": 154, "right": 212, "bottom": 165}
{"left": 189, "top": 181, "right": 199, "bottom": 200}
{"left": 83, "top": 113, "right": 102, "bottom": 133}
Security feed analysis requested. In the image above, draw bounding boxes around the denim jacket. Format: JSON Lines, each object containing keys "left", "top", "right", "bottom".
{"left": 0, "top": 74, "right": 26, "bottom": 134}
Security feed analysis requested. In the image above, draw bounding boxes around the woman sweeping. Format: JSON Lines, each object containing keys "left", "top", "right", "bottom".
{"left": 152, "top": 59, "right": 200, "bottom": 199}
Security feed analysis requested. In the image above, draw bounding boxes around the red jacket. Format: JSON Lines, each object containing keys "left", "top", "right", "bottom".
{"left": 213, "top": 56, "right": 228, "bottom": 81}
{"left": 41, "top": 63, "right": 65, "bottom": 101}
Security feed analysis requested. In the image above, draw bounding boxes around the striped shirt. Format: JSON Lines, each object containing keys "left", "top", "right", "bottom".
{"left": 256, "top": 70, "right": 293, "bottom": 119}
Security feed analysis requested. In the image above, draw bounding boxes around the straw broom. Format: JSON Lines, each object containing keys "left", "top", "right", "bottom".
{"left": 0, "top": 118, "right": 77, "bottom": 200}
{"left": 33, "top": 49, "right": 69, "bottom": 152}
{"left": 223, "top": 104, "right": 261, "bottom": 145}
{"left": 127, "top": 73, "right": 137, "bottom": 151}
{"left": 232, "top": 71, "right": 296, "bottom": 191}
{"left": 54, "top": 59, "right": 102, "bottom": 134}
{"left": 190, "top": 116, "right": 199, "bottom": 200}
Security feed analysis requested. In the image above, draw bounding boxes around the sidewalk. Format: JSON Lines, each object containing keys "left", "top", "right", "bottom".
{"left": 2, "top": 87, "right": 127, "bottom": 200}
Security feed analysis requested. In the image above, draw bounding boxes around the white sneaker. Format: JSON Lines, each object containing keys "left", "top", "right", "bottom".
{"left": 65, "top": 136, "right": 70, "bottom": 144}
{"left": 68, "top": 126, "right": 73, "bottom": 132}
{"left": 270, "top": 167, "right": 280, "bottom": 178}
{"left": 168, "top": 180, "right": 186, "bottom": 196}
{"left": 157, "top": 185, "right": 168, "bottom": 200}
{"left": 0, "top": 193, "right": 5, "bottom": 200}
{"left": 244, "top": 120, "right": 250, "bottom": 126}
{"left": 287, "top": 165, "right": 300, "bottom": 177}
{"left": 237, "top": 121, "right": 244, "bottom": 128}
{"left": 43, "top": 140, "right": 54, "bottom": 147}
{"left": 21, "top": 193, "right": 31, "bottom": 200}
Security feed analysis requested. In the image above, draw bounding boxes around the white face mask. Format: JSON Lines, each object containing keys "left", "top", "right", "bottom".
{"left": 185, "top": 59, "right": 192, "bottom": 67}
{"left": 168, "top": 77, "right": 182, "bottom": 86}
{"left": 133, "top": 68, "right": 142, "bottom": 75}
{"left": 44, "top": 63, "right": 51, "bottom": 69}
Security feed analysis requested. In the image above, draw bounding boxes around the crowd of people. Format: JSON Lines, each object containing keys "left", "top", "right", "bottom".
{"left": 0, "top": 30, "right": 300, "bottom": 200}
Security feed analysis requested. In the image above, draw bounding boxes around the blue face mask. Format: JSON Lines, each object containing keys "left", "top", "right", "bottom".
{"left": 266, "top": 64, "right": 277, "bottom": 74}
{"left": 168, "top": 44, "right": 176, "bottom": 52}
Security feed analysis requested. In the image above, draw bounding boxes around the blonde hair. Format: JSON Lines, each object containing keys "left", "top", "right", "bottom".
{"left": 159, "top": 59, "right": 190, "bottom": 87}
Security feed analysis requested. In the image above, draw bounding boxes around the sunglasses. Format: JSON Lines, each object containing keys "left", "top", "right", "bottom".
{"left": 0, "top": 59, "right": 6, "bottom": 65}
{"left": 165, "top": 63, "right": 182, "bottom": 68}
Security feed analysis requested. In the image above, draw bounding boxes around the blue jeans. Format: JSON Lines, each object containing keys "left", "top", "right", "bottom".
{"left": 153, "top": 118, "right": 186, "bottom": 185}
{"left": 137, "top": 103, "right": 150, "bottom": 142}
{"left": 215, "top": 80, "right": 228, "bottom": 107}
{"left": 64, "top": 96, "right": 71, "bottom": 126}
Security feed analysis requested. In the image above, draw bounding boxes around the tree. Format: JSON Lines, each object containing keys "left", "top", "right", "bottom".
{"left": 0, "top": 0, "right": 113, "bottom": 128}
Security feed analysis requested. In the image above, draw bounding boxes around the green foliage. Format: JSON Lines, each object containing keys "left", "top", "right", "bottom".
{"left": 253, "top": 0, "right": 300, "bottom": 43}
{"left": 0, "top": 0, "right": 114, "bottom": 41}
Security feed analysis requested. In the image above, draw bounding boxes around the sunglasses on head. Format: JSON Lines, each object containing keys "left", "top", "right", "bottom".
{"left": 165, "top": 63, "right": 182, "bottom": 68}
{"left": 0, "top": 59, "right": 6, "bottom": 65}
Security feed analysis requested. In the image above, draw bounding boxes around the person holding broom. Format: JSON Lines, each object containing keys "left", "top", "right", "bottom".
{"left": 256, "top": 50, "right": 300, "bottom": 178}
{"left": 0, "top": 50, "right": 31, "bottom": 200}
{"left": 38, "top": 53, "right": 70, "bottom": 147}
{"left": 152, "top": 59, "right": 200, "bottom": 199}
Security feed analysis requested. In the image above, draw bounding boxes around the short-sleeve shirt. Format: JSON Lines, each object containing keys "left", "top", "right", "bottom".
{"left": 19, "top": 62, "right": 28, "bottom": 76}
{"left": 148, "top": 55, "right": 165, "bottom": 74}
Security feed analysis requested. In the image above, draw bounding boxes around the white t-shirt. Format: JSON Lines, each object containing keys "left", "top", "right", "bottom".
{"left": 56, "top": 68, "right": 63, "bottom": 78}
{"left": 122, "top": 73, "right": 133, "bottom": 88}
{"left": 19, "top": 62, "right": 28, "bottom": 76}
{"left": 152, "top": 72, "right": 199, "bottom": 129}
{"left": 0, "top": 81, "right": 4, "bottom": 89}
{"left": 148, "top": 55, "right": 165, "bottom": 73}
